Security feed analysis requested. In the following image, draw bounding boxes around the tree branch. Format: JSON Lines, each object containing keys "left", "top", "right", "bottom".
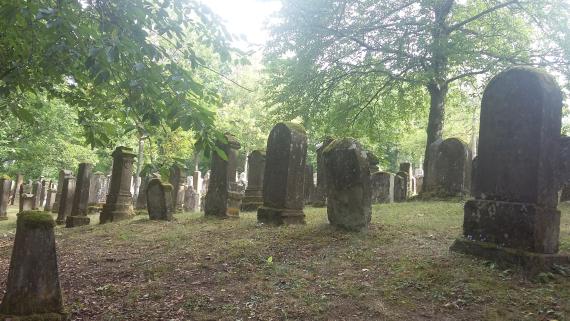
{"left": 448, "top": 0, "right": 519, "bottom": 33}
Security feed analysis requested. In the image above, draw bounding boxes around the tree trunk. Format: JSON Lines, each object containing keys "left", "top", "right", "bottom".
{"left": 422, "top": 81, "right": 448, "bottom": 182}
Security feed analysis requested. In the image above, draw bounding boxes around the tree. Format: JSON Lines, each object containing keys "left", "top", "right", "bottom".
{"left": 264, "top": 0, "right": 570, "bottom": 181}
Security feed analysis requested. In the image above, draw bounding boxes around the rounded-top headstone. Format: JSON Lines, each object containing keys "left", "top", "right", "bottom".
{"left": 147, "top": 178, "right": 174, "bottom": 221}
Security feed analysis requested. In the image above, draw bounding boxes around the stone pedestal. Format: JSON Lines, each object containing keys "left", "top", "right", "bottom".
{"left": 0, "top": 211, "right": 66, "bottom": 320}
{"left": 100, "top": 147, "right": 136, "bottom": 223}
{"left": 257, "top": 123, "right": 308, "bottom": 225}
{"left": 0, "top": 177, "right": 11, "bottom": 220}
{"left": 241, "top": 150, "right": 265, "bottom": 211}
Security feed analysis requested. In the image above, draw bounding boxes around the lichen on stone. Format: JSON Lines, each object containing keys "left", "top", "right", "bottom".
{"left": 17, "top": 211, "right": 56, "bottom": 229}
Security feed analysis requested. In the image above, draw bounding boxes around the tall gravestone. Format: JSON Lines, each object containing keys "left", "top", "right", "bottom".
{"left": 371, "top": 172, "right": 394, "bottom": 204}
{"left": 39, "top": 180, "right": 47, "bottom": 208}
{"left": 241, "top": 150, "right": 266, "bottom": 211}
{"left": 304, "top": 164, "right": 314, "bottom": 205}
{"left": 430, "top": 138, "right": 472, "bottom": 196}
{"left": 204, "top": 134, "right": 242, "bottom": 218}
{"left": 146, "top": 178, "right": 174, "bottom": 221}
{"left": 56, "top": 177, "right": 75, "bottom": 225}
{"left": 100, "top": 147, "right": 136, "bottom": 223}
{"left": 87, "top": 172, "right": 105, "bottom": 214}
{"left": 0, "top": 211, "right": 66, "bottom": 320}
{"left": 0, "top": 177, "right": 11, "bottom": 220}
{"left": 311, "top": 137, "right": 334, "bottom": 207}
{"left": 423, "top": 138, "right": 444, "bottom": 193}
{"left": 66, "top": 163, "right": 93, "bottom": 227}
{"left": 451, "top": 68, "right": 569, "bottom": 273}
{"left": 393, "top": 172, "right": 408, "bottom": 202}
{"left": 193, "top": 171, "right": 202, "bottom": 193}
{"left": 10, "top": 174, "right": 23, "bottom": 206}
{"left": 52, "top": 170, "right": 73, "bottom": 214}
{"left": 323, "top": 138, "right": 371, "bottom": 231}
{"left": 257, "top": 123, "right": 308, "bottom": 225}
{"left": 399, "top": 163, "right": 414, "bottom": 195}
{"left": 169, "top": 165, "right": 187, "bottom": 212}
{"left": 44, "top": 185, "right": 57, "bottom": 212}
{"left": 31, "top": 180, "right": 42, "bottom": 210}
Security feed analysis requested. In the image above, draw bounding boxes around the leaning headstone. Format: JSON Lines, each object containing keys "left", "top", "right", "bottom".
{"left": 10, "top": 174, "right": 23, "bottom": 206}
{"left": 429, "top": 138, "right": 472, "bottom": 196}
{"left": 304, "top": 164, "right": 314, "bottom": 205}
{"left": 0, "top": 211, "right": 66, "bottom": 320}
{"left": 451, "top": 68, "right": 570, "bottom": 273}
{"left": 393, "top": 172, "right": 408, "bottom": 202}
{"left": 257, "top": 123, "right": 308, "bottom": 225}
{"left": 56, "top": 177, "right": 75, "bottom": 225}
{"left": 31, "top": 180, "right": 42, "bottom": 210}
{"left": 311, "top": 137, "right": 334, "bottom": 207}
{"left": 241, "top": 150, "right": 266, "bottom": 211}
{"left": 371, "top": 172, "right": 394, "bottom": 204}
{"left": 323, "top": 138, "right": 371, "bottom": 231}
{"left": 52, "top": 170, "right": 73, "bottom": 214}
{"left": 204, "top": 133, "right": 243, "bottom": 218}
{"left": 146, "top": 178, "right": 174, "bottom": 221}
{"left": 169, "top": 165, "right": 187, "bottom": 212}
{"left": 100, "top": 147, "right": 136, "bottom": 223}
{"left": 66, "top": 163, "right": 93, "bottom": 227}
{"left": 0, "top": 176, "right": 11, "bottom": 220}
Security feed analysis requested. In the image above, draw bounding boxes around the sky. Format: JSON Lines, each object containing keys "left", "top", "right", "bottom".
{"left": 201, "top": 0, "right": 282, "bottom": 53}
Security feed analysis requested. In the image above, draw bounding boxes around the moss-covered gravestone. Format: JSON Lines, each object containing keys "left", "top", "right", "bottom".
{"left": 0, "top": 211, "right": 66, "bottom": 320}
{"left": 205, "top": 133, "right": 243, "bottom": 218}
{"left": 241, "top": 150, "right": 266, "bottom": 211}
{"left": 56, "top": 177, "right": 75, "bottom": 225}
{"left": 311, "top": 136, "right": 334, "bottom": 207}
{"left": 323, "top": 138, "right": 371, "bottom": 231}
{"left": 66, "top": 162, "right": 93, "bottom": 228}
{"left": 0, "top": 176, "right": 11, "bottom": 220}
{"left": 451, "top": 68, "right": 570, "bottom": 274}
{"left": 146, "top": 178, "right": 173, "bottom": 221}
{"left": 371, "top": 172, "right": 394, "bottom": 204}
{"left": 100, "top": 146, "right": 136, "bottom": 223}
{"left": 257, "top": 123, "right": 308, "bottom": 225}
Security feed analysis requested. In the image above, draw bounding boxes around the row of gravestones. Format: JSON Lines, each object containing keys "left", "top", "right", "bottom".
{"left": 1, "top": 67, "right": 570, "bottom": 320}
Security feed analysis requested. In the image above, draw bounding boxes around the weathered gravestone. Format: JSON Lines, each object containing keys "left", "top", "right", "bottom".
{"left": 135, "top": 176, "right": 150, "bottom": 210}
{"left": 241, "top": 150, "right": 266, "bottom": 211}
{"left": 39, "top": 180, "right": 47, "bottom": 208}
{"left": 0, "top": 211, "right": 66, "bottom": 320}
{"left": 0, "top": 176, "right": 11, "bottom": 220}
{"left": 19, "top": 191, "right": 34, "bottom": 214}
{"left": 426, "top": 138, "right": 472, "bottom": 197}
{"left": 323, "top": 138, "right": 371, "bottom": 231}
{"left": 183, "top": 186, "right": 200, "bottom": 212}
{"left": 56, "top": 177, "right": 75, "bottom": 225}
{"left": 311, "top": 137, "right": 334, "bottom": 207}
{"left": 87, "top": 172, "right": 105, "bottom": 214}
{"left": 393, "top": 172, "right": 408, "bottom": 202}
{"left": 52, "top": 170, "right": 73, "bottom": 214}
{"left": 44, "top": 186, "right": 57, "bottom": 212}
{"left": 399, "top": 163, "right": 414, "bottom": 196}
{"left": 146, "top": 178, "right": 174, "bottom": 221}
{"left": 66, "top": 163, "right": 93, "bottom": 227}
{"left": 205, "top": 134, "right": 243, "bottom": 218}
{"left": 257, "top": 123, "right": 308, "bottom": 225}
{"left": 169, "top": 165, "right": 187, "bottom": 212}
{"left": 304, "top": 164, "right": 314, "bottom": 205}
{"left": 451, "top": 68, "right": 570, "bottom": 273}
{"left": 193, "top": 171, "right": 202, "bottom": 193}
{"left": 371, "top": 172, "right": 394, "bottom": 204}
{"left": 100, "top": 146, "right": 136, "bottom": 223}
{"left": 31, "top": 180, "right": 42, "bottom": 210}
{"left": 10, "top": 174, "right": 23, "bottom": 205}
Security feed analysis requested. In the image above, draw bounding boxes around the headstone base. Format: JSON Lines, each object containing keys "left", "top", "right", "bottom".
{"left": 257, "top": 206, "right": 305, "bottom": 225}
{"left": 464, "top": 199, "right": 560, "bottom": 253}
{"left": 241, "top": 190, "right": 263, "bottom": 211}
{"left": 87, "top": 203, "right": 103, "bottom": 214}
{"left": 65, "top": 216, "right": 90, "bottom": 228}
{"left": 100, "top": 203, "right": 134, "bottom": 224}
{"left": 450, "top": 238, "right": 570, "bottom": 276}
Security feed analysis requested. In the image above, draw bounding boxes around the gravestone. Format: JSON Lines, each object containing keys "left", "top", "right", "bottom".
{"left": 241, "top": 150, "right": 266, "bottom": 211}
{"left": 88, "top": 172, "right": 105, "bottom": 214}
{"left": 0, "top": 177, "right": 11, "bottom": 220}
{"left": 323, "top": 138, "right": 371, "bottom": 231}
{"left": 429, "top": 138, "right": 472, "bottom": 196}
{"left": 204, "top": 133, "right": 243, "bottom": 218}
{"left": 44, "top": 187, "right": 57, "bottom": 212}
{"left": 399, "top": 163, "right": 414, "bottom": 195}
{"left": 393, "top": 172, "right": 408, "bottom": 202}
{"left": 56, "top": 177, "right": 75, "bottom": 225}
{"left": 66, "top": 163, "right": 93, "bottom": 227}
{"left": 19, "top": 193, "right": 34, "bottom": 213}
{"left": 423, "top": 139, "right": 444, "bottom": 193}
{"left": 451, "top": 68, "right": 569, "bottom": 273}
{"left": 416, "top": 176, "right": 424, "bottom": 194}
{"left": 193, "top": 171, "right": 202, "bottom": 193}
{"left": 304, "top": 164, "right": 314, "bottom": 205}
{"left": 146, "top": 178, "right": 174, "bottom": 221}
{"left": 0, "top": 211, "right": 66, "bottom": 320}
{"left": 169, "top": 165, "right": 187, "bottom": 212}
{"left": 10, "top": 174, "right": 23, "bottom": 206}
{"left": 100, "top": 147, "right": 136, "bottom": 223}
{"left": 52, "top": 170, "right": 73, "bottom": 214}
{"left": 311, "top": 137, "right": 334, "bottom": 207}
{"left": 31, "top": 180, "right": 42, "bottom": 210}
{"left": 368, "top": 151, "right": 380, "bottom": 174}
{"left": 184, "top": 186, "right": 200, "bottom": 212}
{"left": 39, "top": 180, "right": 47, "bottom": 208}
{"left": 257, "top": 123, "right": 308, "bottom": 225}
{"left": 371, "top": 172, "right": 394, "bottom": 204}
{"left": 135, "top": 176, "right": 149, "bottom": 210}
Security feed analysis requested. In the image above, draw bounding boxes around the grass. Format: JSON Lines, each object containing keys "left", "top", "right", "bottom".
{"left": 0, "top": 201, "right": 569, "bottom": 320}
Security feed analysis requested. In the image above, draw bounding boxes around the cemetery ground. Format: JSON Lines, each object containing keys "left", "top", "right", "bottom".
{"left": 0, "top": 202, "right": 569, "bottom": 321}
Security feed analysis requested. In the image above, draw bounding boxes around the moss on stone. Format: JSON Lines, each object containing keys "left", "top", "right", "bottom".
{"left": 17, "top": 211, "right": 56, "bottom": 229}
{"left": 323, "top": 137, "right": 359, "bottom": 154}
{"left": 162, "top": 183, "right": 174, "bottom": 191}
{"left": 0, "top": 174, "right": 11, "bottom": 180}
{"left": 281, "top": 122, "right": 307, "bottom": 135}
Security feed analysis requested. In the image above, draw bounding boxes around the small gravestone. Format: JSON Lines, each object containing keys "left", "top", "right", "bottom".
{"left": 56, "top": 177, "right": 75, "bottom": 225}
{"left": 100, "top": 147, "right": 136, "bottom": 223}
{"left": 19, "top": 193, "right": 34, "bottom": 213}
{"left": 311, "top": 137, "right": 334, "bottom": 207}
{"left": 183, "top": 186, "right": 200, "bottom": 212}
{"left": 66, "top": 163, "right": 93, "bottom": 228}
{"left": 451, "top": 68, "right": 570, "bottom": 274}
{"left": 371, "top": 172, "right": 394, "bottom": 204}
{"left": 205, "top": 133, "right": 243, "bottom": 218}
{"left": 323, "top": 138, "right": 371, "bottom": 231}
{"left": 52, "top": 170, "right": 73, "bottom": 214}
{"left": 10, "top": 174, "right": 23, "bottom": 206}
{"left": 393, "top": 172, "right": 408, "bottom": 202}
{"left": 0, "top": 211, "right": 66, "bottom": 320}
{"left": 44, "top": 187, "right": 57, "bottom": 212}
{"left": 257, "top": 123, "right": 308, "bottom": 225}
{"left": 241, "top": 150, "right": 266, "bottom": 211}
{"left": 304, "top": 164, "right": 314, "bottom": 205}
{"left": 0, "top": 176, "right": 11, "bottom": 220}
{"left": 428, "top": 138, "right": 472, "bottom": 196}
{"left": 146, "top": 178, "right": 173, "bottom": 221}
{"left": 31, "top": 180, "right": 42, "bottom": 210}
{"left": 169, "top": 165, "right": 187, "bottom": 212}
